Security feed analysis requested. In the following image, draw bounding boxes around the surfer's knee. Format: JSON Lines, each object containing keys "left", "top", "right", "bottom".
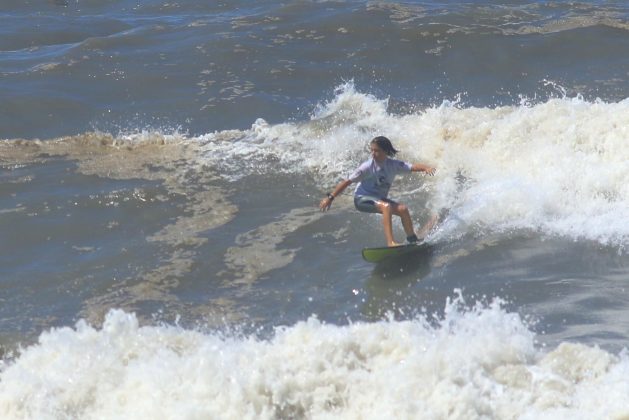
{"left": 394, "top": 203, "right": 410, "bottom": 216}
{"left": 377, "top": 201, "right": 391, "bottom": 214}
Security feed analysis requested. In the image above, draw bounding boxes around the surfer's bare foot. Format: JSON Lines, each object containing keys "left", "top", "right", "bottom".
{"left": 416, "top": 213, "right": 439, "bottom": 240}
{"left": 387, "top": 241, "right": 400, "bottom": 247}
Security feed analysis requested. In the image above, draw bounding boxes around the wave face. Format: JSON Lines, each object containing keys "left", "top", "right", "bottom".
{"left": 1, "top": 296, "right": 628, "bottom": 419}
{"left": 195, "top": 83, "right": 629, "bottom": 249}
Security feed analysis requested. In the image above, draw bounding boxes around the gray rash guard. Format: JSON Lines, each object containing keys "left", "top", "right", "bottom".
{"left": 349, "top": 157, "right": 412, "bottom": 198}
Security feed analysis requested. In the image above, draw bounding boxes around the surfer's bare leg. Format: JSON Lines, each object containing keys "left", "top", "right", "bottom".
{"left": 416, "top": 213, "right": 439, "bottom": 240}
{"left": 376, "top": 201, "right": 398, "bottom": 246}
{"left": 391, "top": 203, "right": 415, "bottom": 238}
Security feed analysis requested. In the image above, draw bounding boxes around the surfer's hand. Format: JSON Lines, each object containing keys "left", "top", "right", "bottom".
{"left": 319, "top": 197, "right": 332, "bottom": 211}
{"left": 425, "top": 166, "right": 436, "bottom": 176}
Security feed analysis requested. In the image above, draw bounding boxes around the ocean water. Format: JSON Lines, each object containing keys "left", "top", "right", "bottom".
{"left": 1, "top": 1, "right": 629, "bottom": 418}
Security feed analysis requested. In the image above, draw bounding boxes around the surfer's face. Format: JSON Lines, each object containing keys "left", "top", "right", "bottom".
{"left": 370, "top": 143, "right": 387, "bottom": 163}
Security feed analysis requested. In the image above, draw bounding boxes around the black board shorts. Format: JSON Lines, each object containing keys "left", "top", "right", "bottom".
{"left": 354, "top": 195, "right": 397, "bottom": 214}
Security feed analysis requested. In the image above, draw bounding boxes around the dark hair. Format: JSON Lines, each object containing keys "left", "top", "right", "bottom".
{"left": 371, "top": 136, "right": 398, "bottom": 157}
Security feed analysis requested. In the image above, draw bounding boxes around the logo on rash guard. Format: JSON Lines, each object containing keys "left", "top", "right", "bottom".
{"left": 377, "top": 175, "right": 390, "bottom": 189}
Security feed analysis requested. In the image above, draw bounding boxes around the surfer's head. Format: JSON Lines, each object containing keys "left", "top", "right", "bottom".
{"left": 370, "top": 136, "right": 398, "bottom": 159}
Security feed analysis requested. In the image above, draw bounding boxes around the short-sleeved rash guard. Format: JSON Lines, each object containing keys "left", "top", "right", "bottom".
{"left": 349, "top": 157, "right": 412, "bottom": 198}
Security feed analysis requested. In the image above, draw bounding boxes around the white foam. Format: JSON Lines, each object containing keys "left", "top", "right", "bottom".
{"left": 196, "top": 83, "right": 629, "bottom": 248}
{"left": 1, "top": 295, "right": 628, "bottom": 419}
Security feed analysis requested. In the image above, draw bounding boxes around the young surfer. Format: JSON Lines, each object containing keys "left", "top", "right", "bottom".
{"left": 319, "top": 136, "right": 437, "bottom": 247}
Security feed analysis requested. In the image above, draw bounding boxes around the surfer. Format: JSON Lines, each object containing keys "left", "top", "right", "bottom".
{"left": 319, "top": 136, "right": 437, "bottom": 247}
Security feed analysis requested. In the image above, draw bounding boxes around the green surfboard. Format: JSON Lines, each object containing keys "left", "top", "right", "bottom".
{"left": 361, "top": 242, "right": 432, "bottom": 263}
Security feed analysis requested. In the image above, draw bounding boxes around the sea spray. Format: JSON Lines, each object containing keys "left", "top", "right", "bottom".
{"left": 1, "top": 294, "right": 628, "bottom": 419}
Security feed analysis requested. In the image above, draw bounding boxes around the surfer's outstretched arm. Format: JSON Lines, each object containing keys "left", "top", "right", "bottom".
{"left": 319, "top": 179, "right": 352, "bottom": 211}
{"left": 411, "top": 163, "right": 436, "bottom": 175}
